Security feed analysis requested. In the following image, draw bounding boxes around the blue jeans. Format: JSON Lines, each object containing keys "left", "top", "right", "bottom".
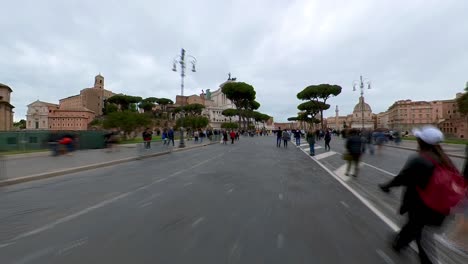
{"left": 296, "top": 138, "right": 300, "bottom": 146}
{"left": 277, "top": 137, "right": 282, "bottom": 147}
{"left": 309, "top": 143, "right": 315, "bottom": 155}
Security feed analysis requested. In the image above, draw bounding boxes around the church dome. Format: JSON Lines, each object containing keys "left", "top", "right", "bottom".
{"left": 353, "top": 96, "right": 372, "bottom": 113}
{"left": 0, "top": 83, "right": 12, "bottom": 92}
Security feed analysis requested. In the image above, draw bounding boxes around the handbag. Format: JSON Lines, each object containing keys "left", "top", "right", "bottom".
{"left": 343, "top": 153, "right": 352, "bottom": 161}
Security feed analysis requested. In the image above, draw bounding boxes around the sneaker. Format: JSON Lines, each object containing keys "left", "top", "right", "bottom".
{"left": 378, "top": 184, "right": 390, "bottom": 193}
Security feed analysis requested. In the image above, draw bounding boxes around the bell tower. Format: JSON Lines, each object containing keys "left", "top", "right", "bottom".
{"left": 94, "top": 74, "right": 104, "bottom": 89}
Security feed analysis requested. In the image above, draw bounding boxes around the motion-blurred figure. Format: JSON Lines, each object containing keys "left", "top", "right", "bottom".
{"left": 378, "top": 126, "right": 466, "bottom": 264}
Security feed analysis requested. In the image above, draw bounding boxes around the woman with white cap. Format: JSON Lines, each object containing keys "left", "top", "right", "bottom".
{"left": 378, "top": 125, "right": 466, "bottom": 264}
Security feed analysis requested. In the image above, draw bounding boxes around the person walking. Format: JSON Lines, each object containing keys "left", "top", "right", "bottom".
{"left": 162, "top": 129, "right": 168, "bottom": 145}
{"left": 306, "top": 129, "right": 316, "bottom": 156}
{"left": 324, "top": 130, "right": 332, "bottom": 151}
{"left": 168, "top": 127, "right": 175, "bottom": 146}
{"left": 142, "top": 128, "right": 153, "bottom": 149}
{"left": 222, "top": 130, "right": 228, "bottom": 145}
{"left": 345, "top": 129, "right": 362, "bottom": 177}
{"left": 378, "top": 126, "right": 466, "bottom": 264}
{"left": 294, "top": 129, "right": 301, "bottom": 146}
{"left": 282, "top": 129, "right": 290, "bottom": 148}
{"left": 230, "top": 130, "right": 236, "bottom": 144}
{"left": 194, "top": 130, "right": 199, "bottom": 143}
{"left": 276, "top": 127, "right": 282, "bottom": 148}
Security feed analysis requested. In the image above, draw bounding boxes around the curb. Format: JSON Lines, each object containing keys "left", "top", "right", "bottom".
{"left": 0, "top": 142, "right": 216, "bottom": 187}
{"left": 383, "top": 144, "right": 466, "bottom": 159}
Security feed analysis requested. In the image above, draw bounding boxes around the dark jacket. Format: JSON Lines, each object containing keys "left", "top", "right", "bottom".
{"left": 385, "top": 153, "right": 445, "bottom": 225}
{"left": 306, "top": 132, "right": 315, "bottom": 144}
{"left": 276, "top": 130, "right": 282, "bottom": 138}
{"left": 345, "top": 135, "right": 362, "bottom": 155}
{"left": 324, "top": 132, "right": 331, "bottom": 141}
{"left": 168, "top": 129, "right": 174, "bottom": 139}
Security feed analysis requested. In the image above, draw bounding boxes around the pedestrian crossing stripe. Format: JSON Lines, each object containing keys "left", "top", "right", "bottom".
{"left": 313, "top": 151, "right": 336, "bottom": 160}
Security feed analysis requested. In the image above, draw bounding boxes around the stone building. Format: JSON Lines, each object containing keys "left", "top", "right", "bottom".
{"left": 49, "top": 107, "right": 95, "bottom": 131}
{"left": 26, "top": 100, "right": 59, "bottom": 130}
{"left": 351, "top": 96, "right": 375, "bottom": 129}
{"left": 25, "top": 74, "right": 114, "bottom": 131}
{"left": 326, "top": 96, "right": 375, "bottom": 130}
{"left": 0, "top": 83, "right": 14, "bottom": 131}
{"left": 60, "top": 74, "right": 114, "bottom": 116}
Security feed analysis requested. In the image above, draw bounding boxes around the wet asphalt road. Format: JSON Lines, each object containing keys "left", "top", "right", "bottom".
{"left": 0, "top": 136, "right": 420, "bottom": 264}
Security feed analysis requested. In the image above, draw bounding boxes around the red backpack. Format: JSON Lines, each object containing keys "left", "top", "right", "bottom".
{"left": 417, "top": 155, "right": 467, "bottom": 215}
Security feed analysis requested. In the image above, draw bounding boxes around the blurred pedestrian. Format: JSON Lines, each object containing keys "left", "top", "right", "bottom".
{"left": 345, "top": 129, "right": 362, "bottom": 177}
{"left": 276, "top": 127, "right": 282, "bottom": 148}
{"left": 168, "top": 127, "right": 175, "bottom": 146}
{"left": 142, "top": 128, "right": 152, "bottom": 149}
{"left": 378, "top": 126, "right": 467, "bottom": 264}
{"left": 294, "top": 129, "right": 301, "bottom": 146}
{"left": 194, "top": 130, "right": 199, "bottom": 143}
{"left": 230, "top": 130, "right": 236, "bottom": 144}
{"left": 306, "top": 129, "right": 316, "bottom": 156}
{"left": 162, "top": 129, "right": 168, "bottom": 145}
{"left": 282, "top": 129, "right": 290, "bottom": 148}
{"left": 222, "top": 130, "right": 228, "bottom": 145}
{"left": 324, "top": 130, "right": 332, "bottom": 151}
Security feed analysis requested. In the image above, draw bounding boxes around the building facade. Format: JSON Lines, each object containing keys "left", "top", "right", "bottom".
{"left": 60, "top": 74, "right": 114, "bottom": 116}
{"left": 49, "top": 108, "right": 95, "bottom": 131}
{"left": 0, "top": 83, "right": 14, "bottom": 131}
{"left": 26, "top": 100, "right": 59, "bottom": 130}
{"left": 371, "top": 88, "right": 467, "bottom": 138}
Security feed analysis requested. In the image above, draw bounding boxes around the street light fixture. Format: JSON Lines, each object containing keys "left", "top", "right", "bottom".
{"left": 353, "top": 75, "right": 372, "bottom": 130}
{"left": 172, "top": 48, "right": 197, "bottom": 148}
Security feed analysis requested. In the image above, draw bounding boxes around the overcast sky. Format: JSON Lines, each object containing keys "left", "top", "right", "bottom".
{"left": 1, "top": 0, "right": 468, "bottom": 122}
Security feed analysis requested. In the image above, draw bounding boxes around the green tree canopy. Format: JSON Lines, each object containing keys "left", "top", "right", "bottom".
{"left": 287, "top": 117, "right": 298, "bottom": 121}
{"left": 222, "top": 109, "right": 239, "bottom": 117}
{"left": 457, "top": 86, "right": 468, "bottom": 115}
{"left": 103, "top": 111, "right": 151, "bottom": 137}
{"left": 297, "top": 84, "right": 341, "bottom": 129}
{"left": 183, "top": 103, "right": 205, "bottom": 116}
{"left": 107, "top": 94, "right": 143, "bottom": 111}
{"left": 176, "top": 116, "right": 209, "bottom": 130}
{"left": 103, "top": 103, "right": 118, "bottom": 115}
{"left": 156, "top": 98, "right": 174, "bottom": 112}
{"left": 222, "top": 82, "right": 257, "bottom": 129}
{"left": 221, "top": 122, "right": 239, "bottom": 129}
{"left": 13, "top": 119, "right": 26, "bottom": 129}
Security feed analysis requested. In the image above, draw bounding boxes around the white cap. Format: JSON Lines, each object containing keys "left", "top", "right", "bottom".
{"left": 412, "top": 125, "right": 444, "bottom": 145}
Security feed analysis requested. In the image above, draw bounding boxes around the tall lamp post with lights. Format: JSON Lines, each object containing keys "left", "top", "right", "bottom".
{"left": 172, "top": 48, "right": 197, "bottom": 148}
{"left": 353, "top": 75, "right": 371, "bottom": 130}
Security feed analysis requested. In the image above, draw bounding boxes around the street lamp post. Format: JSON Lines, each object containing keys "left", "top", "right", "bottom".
{"left": 353, "top": 75, "right": 371, "bottom": 130}
{"left": 172, "top": 48, "right": 197, "bottom": 148}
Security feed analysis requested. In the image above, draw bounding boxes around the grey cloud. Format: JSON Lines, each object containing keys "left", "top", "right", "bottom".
{"left": 1, "top": 0, "right": 467, "bottom": 123}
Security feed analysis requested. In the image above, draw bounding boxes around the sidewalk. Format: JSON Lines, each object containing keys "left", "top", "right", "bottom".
{"left": 385, "top": 139, "right": 466, "bottom": 158}
{"left": 0, "top": 138, "right": 217, "bottom": 186}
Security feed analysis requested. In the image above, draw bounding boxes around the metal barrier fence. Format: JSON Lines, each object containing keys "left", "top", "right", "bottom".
{"left": 0, "top": 131, "right": 107, "bottom": 152}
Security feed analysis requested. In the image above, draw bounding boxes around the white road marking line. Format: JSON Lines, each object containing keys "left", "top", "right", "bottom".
{"left": 57, "top": 237, "right": 88, "bottom": 256}
{"left": 340, "top": 201, "right": 350, "bottom": 209}
{"left": 277, "top": 234, "right": 284, "bottom": 249}
{"left": 315, "top": 146, "right": 323, "bottom": 149}
{"left": 333, "top": 164, "right": 351, "bottom": 182}
{"left": 139, "top": 202, "right": 152, "bottom": 208}
{"left": 376, "top": 249, "right": 395, "bottom": 264}
{"left": 300, "top": 144, "right": 309, "bottom": 147}
{"left": 11, "top": 154, "right": 226, "bottom": 243}
{"left": 362, "top": 163, "right": 396, "bottom": 177}
{"left": 278, "top": 193, "right": 284, "bottom": 200}
{"left": 314, "top": 151, "right": 337, "bottom": 160}
{"left": 299, "top": 148, "right": 400, "bottom": 232}
{"left": 13, "top": 191, "right": 132, "bottom": 241}
{"left": 0, "top": 242, "right": 15, "bottom": 249}
{"left": 184, "top": 182, "right": 193, "bottom": 187}
{"left": 192, "top": 217, "right": 205, "bottom": 227}
{"left": 227, "top": 188, "right": 234, "bottom": 194}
